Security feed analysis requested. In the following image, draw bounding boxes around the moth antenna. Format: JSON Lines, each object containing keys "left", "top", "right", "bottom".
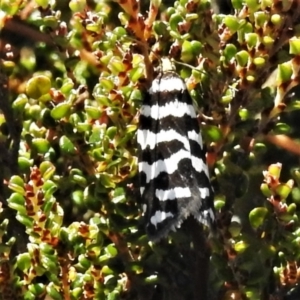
{"left": 174, "top": 60, "right": 208, "bottom": 76}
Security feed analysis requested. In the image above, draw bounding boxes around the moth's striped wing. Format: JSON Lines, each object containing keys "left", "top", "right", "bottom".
{"left": 137, "top": 71, "right": 215, "bottom": 241}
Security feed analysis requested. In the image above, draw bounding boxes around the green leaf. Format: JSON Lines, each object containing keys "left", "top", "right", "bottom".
{"left": 8, "top": 176, "right": 25, "bottom": 194}
{"left": 46, "top": 283, "right": 63, "bottom": 300}
{"left": 181, "top": 40, "right": 194, "bottom": 63}
{"left": 202, "top": 125, "right": 223, "bottom": 142}
{"left": 59, "top": 135, "right": 76, "bottom": 155}
{"left": 32, "top": 138, "right": 50, "bottom": 154}
{"left": 51, "top": 103, "right": 71, "bottom": 119}
{"left": 28, "top": 283, "right": 45, "bottom": 297}
{"left": 236, "top": 50, "right": 249, "bottom": 67}
{"left": 245, "top": 33, "right": 258, "bottom": 48}
{"left": 18, "top": 157, "right": 33, "bottom": 172}
{"left": 275, "top": 183, "right": 293, "bottom": 199}
{"left": 153, "top": 21, "right": 168, "bottom": 35}
{"left": 169, "top": 13, "right": 184, "bottom": 31}
{"left": 223, "top": 16, "right": 240, "bottom": 31}
{"left": 8, "top": 193, "right": 26, "bottom": 214}
{"left": 85, "top": 106, "right": 101, "bottom": 119}
{"left": 224, "top": 44, "right": 237, "bottom": 61}
{"left": 40, "top": 161, "right": 56, "bottom": 180}
{"left": 234, "top": 241, "right": 249, "bottom": 253}
{"left": 249, "top": 207, "right": 268, "bottom": 229}
{"left": 16, "top": 214, "right": 34, "bottom": 228}
{"left": 12, "top": 93, "right": 28, "bottom": 112}
{"left": 26, "top": 75, "right": 51, "bottom": 99}
{"left": 100, "top": 174, "right": 116, "bottom": 189}
{"left": 16, "top": 253, "right": 31, "bottom": 271}
{"left": 290, "top": 37, "right": 300, "bottom": 55}
{"left": 277, "top": 62, "right": 293, "bottom": 84}
{"left": 106, "top": 244, "right": 118, "bottom": 257}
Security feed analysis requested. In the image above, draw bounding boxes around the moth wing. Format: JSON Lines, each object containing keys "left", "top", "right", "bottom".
{"left": 138, "top": 72, "right": 215, "bottom": 241}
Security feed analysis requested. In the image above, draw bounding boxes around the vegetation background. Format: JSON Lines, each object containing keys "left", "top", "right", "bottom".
{"left": 1, "top": 0, "right": 300, "bottom": 299}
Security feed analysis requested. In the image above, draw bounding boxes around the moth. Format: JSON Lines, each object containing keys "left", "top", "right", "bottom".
{"left": 137, "top": 62, "right": 215, "bottom": 242}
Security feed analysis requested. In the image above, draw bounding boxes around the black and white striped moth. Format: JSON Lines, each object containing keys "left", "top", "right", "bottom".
{"left": 137, "top": 61, "right": 215, "bottom": 241}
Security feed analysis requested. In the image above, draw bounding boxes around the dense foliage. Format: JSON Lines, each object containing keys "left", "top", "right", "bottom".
{"left": 1, "top": 0, "right": 300, "bottom": 299}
